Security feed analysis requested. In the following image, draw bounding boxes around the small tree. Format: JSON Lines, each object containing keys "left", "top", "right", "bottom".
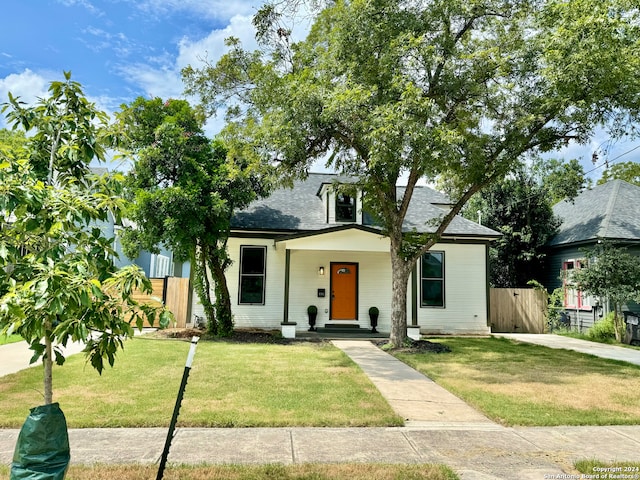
{"left": 0, "top": 73, "right": 170, "bottom": 405}
{"left": 573, "top": 242, "right": 640, "bottom": 342}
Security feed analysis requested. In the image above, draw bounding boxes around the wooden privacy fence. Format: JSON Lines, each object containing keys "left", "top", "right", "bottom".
{"left": 490, "top": 288, "right": 547, "bottom": 334}
{"left": 131, "top": 277, "right": 191, "bottom": 328}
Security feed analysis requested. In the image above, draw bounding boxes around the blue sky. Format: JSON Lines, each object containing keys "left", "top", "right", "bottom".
{"left": 0, "top": 0, "right": 260, "bottom": 131}
{"left": 0, "top": 0, "right": 638, "bottom": 182}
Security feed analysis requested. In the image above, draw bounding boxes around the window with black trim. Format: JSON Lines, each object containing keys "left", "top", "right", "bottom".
{"left": 239, "top": 246, "right": 266, "bottom": 304}
{"left": 421, "top": 252, "right": 444, "bottom": 307}
{"left": 335, "top": 193, "right": 356, "bottom": 222}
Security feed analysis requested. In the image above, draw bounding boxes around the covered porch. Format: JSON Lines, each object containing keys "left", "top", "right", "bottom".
{"left": 276, "top": 226, "right": 422, "bottom": 338}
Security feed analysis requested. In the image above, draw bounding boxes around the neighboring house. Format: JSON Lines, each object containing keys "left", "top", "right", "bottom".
{"left": 545, "top": 179, "right": 640, "bottom": 331}
{"left": 191, "top": 173, "right": 500, "bottom": 335}
{"left": 89, "top": 169, "right": 185, "bottom": 279}
{"left": 92, "top": 211, "right": 181, "bottom": 278}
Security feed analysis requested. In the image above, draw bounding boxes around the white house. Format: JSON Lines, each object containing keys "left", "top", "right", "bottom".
{"left": 192, "top": 173, "right": 500, "bottom": 336}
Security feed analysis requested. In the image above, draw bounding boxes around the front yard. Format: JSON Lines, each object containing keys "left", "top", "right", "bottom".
{"left": 0, "top": 337, "right": 403, "bottom": 428}
{"left": 1, "top": 334, "right": 639, "bottom": 428}
{"left": 394, "top": 336, "right": 640, "bottom": 426}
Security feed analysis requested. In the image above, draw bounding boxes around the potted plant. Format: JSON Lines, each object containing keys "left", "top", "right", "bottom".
{"left": 307, "top": 305, "right": 318, "bottom": 331}
{"left": 369, "top": 306, "right": 379, "bottom": 333}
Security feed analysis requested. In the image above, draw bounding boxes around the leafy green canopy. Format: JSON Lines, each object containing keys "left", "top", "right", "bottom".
{"left": 183, "top": 0, "right": 640, "bottom": 345}
{"left": 118, "top": 97, "right": 269, "bottom": 336}
{"left": 598, "top": 161, "right": 640, "bottom": 186}
{"left": 466, "top": 158, "right": 586, "bottom": 288}
{"left": 0, "top": 75, "right": 170, "bottom": 399}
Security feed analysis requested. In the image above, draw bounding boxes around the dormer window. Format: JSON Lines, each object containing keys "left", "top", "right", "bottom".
{"left": 336, "top": 193, "right": 356, "bottom": 222}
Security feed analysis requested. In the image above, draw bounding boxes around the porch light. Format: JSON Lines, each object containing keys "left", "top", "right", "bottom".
{"left": 318, "top": 266, "right": 325, "bottom": 276}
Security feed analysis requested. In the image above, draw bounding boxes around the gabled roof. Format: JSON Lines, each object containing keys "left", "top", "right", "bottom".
{"left": 232, "top": 172, "right": 499, "bottom": 238}
{"left": 549, "top": 179, "right": 640, "bottom": 247}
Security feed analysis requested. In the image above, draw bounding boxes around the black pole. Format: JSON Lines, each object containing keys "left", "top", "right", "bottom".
{"left": 156, "top": 336, "right": 199, "bottom": 480}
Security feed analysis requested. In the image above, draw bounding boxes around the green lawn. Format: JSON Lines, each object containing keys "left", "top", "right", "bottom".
{"left": 0, "top": 334, "right": 23, "bottom": 346}
{"left": 0, "top": 337, "right": 403, "bottom": 428}
{"left": 393, "top": 336, "right": 640, "bottom": 426}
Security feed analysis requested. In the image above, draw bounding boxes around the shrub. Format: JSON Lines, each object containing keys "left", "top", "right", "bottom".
{"left": 587, "top": 312, "right": 617, "bottom": 341}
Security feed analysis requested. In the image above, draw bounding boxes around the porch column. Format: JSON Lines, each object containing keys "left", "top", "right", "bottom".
{"left": 411, "top": 263, "right": 418, "bottom": 326}
{"left": 283, "top": 249, "right": 291, "bottom": 323}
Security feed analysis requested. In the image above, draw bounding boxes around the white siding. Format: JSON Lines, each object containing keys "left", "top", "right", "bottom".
{"left": 417, "top": 243, "right": 490, "bottom": 334}
{"left": 191, "top": 235, "right": 490, "bottom": 334}
{"left": 229, "top": 238, "right": 287, "bottom": 329}
{"left": 287, "top": 250, "right": 391, "bottom": 329}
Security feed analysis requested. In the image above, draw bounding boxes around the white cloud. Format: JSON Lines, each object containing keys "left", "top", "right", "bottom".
{"left": 132, "top": 0, "right": 257, "bottom": 22}
{"left": 177, "top": 14, "right": 258, "bottom": 70}
{"left": 0, "top": 70, "right": 52, "bottom": 128}
{"left": 115, "top": 63, "right": 184, "bottom": 100}
{"left": 111, "top": 13, "right": 259, "bottom": 135}
{"left": 112, "top": 3, "right": 315, "bottom": 135}
{"left": 0, "top": 69, "right": 126, "bottom": 130}
{"left": 56, "top": 0, "right": 104, "bottom": 16}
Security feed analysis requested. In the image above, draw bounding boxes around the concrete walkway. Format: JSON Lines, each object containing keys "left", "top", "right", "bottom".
{"left": 332, "top": 340, "right": 496, "bottom": 429}
{"left": 494, "top": 333, "right": 640, "bottom": 366}
{"left": 2, "top": 335, "right": 640, "bottom": 479}
{"left": 0, "top": 340, "right": 86, "bottom": 377}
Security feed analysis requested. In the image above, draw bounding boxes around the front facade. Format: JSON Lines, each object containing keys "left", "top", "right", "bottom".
{"left": 192, "top": 173, "right": 500, "bottom": 335}
{"left": 545, "top": 180, "right": 640, "bottom": 331}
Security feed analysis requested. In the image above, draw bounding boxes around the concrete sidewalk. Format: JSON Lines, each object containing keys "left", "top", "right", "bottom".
{"left": 1, "top": 425, "right": 639, "bottom": 479}
{"left": 2, "top": 336, "right": 640, "bottom": 479}
{"left": 494, "top": 333, "right": 640, "bottom": 366}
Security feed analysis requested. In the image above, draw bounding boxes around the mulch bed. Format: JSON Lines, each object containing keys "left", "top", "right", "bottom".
{"left": 374, "top": 339, "right": 452, "bottom": 354}
{"left": 154, "top": 328, "right": 450, "bottom": 353}
{"left": 155, "top": 328, "right": 305, "bottom": 344}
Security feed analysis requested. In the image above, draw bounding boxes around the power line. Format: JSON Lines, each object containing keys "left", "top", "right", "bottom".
{"left": 586, "top": 143, "right": 640, "bottom": 177}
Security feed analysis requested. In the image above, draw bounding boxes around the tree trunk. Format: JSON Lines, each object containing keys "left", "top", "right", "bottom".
{"left": 44, "top": 324, "right": 53, "bottom": 405}
{"left": 613, "top": 306, "right": 623, "bottom": 342}
{"left": 194, "top": 245, "right": 217, "bottom": 334}
{"left": 209, "top": 253, "right": 234, "bottom": 337}
{"left": 388, "top": 239, "right": 414, "bottom": 348}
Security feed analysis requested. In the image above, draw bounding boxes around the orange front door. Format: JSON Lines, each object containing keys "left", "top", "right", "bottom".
{"left": 331, "top": 263, "right": 358, "bottom": 320}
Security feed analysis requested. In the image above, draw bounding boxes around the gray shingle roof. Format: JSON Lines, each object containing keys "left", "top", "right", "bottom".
{"left": 550, "top": 179, "right": 640, "bottom": 247}
{"left": 232, "top": 172, "right": 499, "bottom": 238}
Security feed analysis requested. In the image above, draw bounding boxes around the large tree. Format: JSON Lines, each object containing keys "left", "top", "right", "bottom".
{"left": 117, "top": 97, "right": 268, "bottom": 336}
{"left": 0, "top": 74, "right": 170, "bottom": 405}
{"left": 466, "top": 158, "right": 586, "bottom": 287}
{"left": 467, "top": 174, "right": 561, "bottom": 288}
{"left": 183, "top": 0, "right": 640, "bottom": 346}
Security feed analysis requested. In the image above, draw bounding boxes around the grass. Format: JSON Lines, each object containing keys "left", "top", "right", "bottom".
{"left": 393, "top": 336, "right": 640, "bottom": 426}
{"left": 0, "top": 334, "right": 23, "bottom": 346}
{"left": 0, "top": 463, "right": 458, "bottom": 480}
{"left": 0, "top": 337, "right": 403, "bottom": 428}
{"left": 575, "top": 460, "right": 640, "bottom": 477}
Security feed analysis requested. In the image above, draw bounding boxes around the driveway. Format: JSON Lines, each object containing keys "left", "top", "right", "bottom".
{"left": 494, "top": 333, "right": 640, "bottom": 366}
